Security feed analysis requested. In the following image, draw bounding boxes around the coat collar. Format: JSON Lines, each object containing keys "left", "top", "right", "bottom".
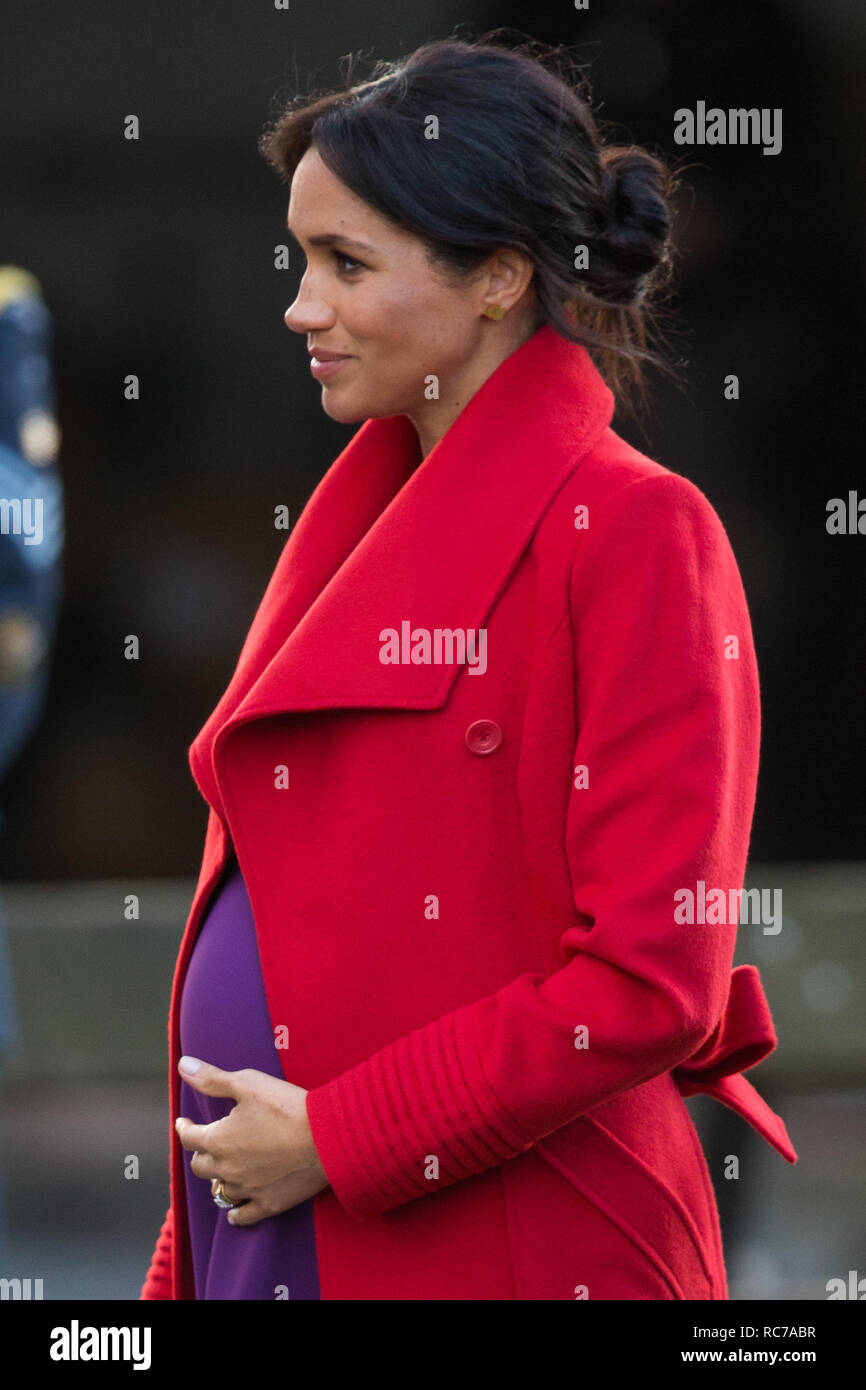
{"left": 191, "top": 323, "right": 614, "bottom": 809}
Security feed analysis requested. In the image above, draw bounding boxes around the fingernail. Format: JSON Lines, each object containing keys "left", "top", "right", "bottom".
{"left": 179, "top": 1056, "right": 202, "bottom": 1074}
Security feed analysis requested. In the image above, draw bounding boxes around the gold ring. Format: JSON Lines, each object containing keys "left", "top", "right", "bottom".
{"left": 212, "top": 1178, "right": 238, "bottom": 1209}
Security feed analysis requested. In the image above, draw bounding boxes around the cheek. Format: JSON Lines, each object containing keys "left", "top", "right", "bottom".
{"left": 350, "top": 293, "right": 431, "bottom": 384}
{"left": 364, "top": 286, "right": 469, "bottom": 367}
{"left": 340, "top": 271, "right": 475, "bottom": 403}
{"left": 359, "top": 281, "right": 427, "bottom": 336}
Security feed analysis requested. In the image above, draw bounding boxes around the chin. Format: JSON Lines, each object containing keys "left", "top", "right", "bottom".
{"left": 318, "top": 391, "right": 368, "bottom": 424}
{"left": 320, "top": 390, "right": 397, "bottom": 425}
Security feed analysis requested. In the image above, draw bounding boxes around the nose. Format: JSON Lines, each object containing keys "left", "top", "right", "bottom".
{"left": 284, "top": 270, "right": 335, "bottom": 335}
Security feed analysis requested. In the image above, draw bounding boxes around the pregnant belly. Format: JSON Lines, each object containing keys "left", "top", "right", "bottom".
{"left": 179, "top": 855, "right": 285, "bottom": 1126}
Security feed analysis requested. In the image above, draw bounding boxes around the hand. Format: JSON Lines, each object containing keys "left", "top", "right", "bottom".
{"left": 175, "top": 1057, "right": 330, "bottom": 1227}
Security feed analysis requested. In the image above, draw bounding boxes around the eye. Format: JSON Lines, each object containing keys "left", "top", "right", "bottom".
{"left": 332, "top": 250, "right": 364, "bottom": 274}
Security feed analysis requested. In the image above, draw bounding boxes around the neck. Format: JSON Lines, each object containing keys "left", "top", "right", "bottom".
{"left": 407, "top": 316, "right": 541, "bottom": 459}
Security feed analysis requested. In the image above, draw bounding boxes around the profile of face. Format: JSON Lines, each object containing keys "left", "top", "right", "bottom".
{"left": 284, "top": 146, "right": 537, "bottom": 451}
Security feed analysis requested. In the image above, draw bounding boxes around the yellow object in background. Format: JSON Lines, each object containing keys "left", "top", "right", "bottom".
{"left": 0, "top": 266, "right": 44, "bottom": 311}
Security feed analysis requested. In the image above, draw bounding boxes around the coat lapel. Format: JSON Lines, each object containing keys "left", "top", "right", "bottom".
{"left": 190, "top": 324, "right": 614, "bottom": 812}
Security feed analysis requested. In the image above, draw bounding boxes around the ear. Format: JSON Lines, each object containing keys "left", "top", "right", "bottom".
{"left": 484, "top": 247, "right": 535, "bottom": 313}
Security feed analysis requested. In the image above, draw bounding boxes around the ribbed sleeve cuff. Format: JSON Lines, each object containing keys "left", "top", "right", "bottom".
{"left": 139, "top": 1210, "right": 173, "bottom": 1299}
{"left": 305, "top": 1003, "right": 534, "bottom": 1220}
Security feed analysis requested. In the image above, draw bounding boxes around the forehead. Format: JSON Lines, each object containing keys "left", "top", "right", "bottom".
{"left": 287, "top": 147, "right": 399, "bottom": 244}
{"left": 289, "top": 148, "right": 365, "bottom": 221}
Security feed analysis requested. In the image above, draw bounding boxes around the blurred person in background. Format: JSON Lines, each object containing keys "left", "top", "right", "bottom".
{"left": 0, "top": 266, "right": 64, "bottom": 1267}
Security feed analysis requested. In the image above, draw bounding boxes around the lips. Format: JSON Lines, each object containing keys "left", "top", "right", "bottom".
{"left": 309, "top": 353, "right": 352, "bottom": 381}
{"left": 308, "top": 349, "right": 351, "bottom": 362}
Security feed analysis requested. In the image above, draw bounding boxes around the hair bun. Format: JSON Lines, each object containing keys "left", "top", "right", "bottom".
{"left": 589, "top": 147, "right": 672, "bottom": 306}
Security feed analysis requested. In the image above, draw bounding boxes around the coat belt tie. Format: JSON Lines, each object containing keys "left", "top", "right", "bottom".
{"left": 671, "top": 965, "right": 798, "bottom": 1162}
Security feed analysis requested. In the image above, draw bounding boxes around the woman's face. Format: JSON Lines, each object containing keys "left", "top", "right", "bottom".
{"left": 283, "top": 145, "right": 535, "bottom": 441}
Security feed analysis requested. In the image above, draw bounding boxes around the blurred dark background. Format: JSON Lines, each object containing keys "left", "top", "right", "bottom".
{"left": 0, "top": 0, "right": 863, "bottom": 1300}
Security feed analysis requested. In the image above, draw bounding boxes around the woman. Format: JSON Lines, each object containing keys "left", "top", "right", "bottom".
{"left": 141, "top": 34, "right": 796, "bottom": 1302}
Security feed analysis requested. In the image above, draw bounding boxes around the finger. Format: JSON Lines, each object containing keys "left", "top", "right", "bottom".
{"left": 226, "top": 1200, "right": 265, "bottom": 1228}
{"left": 189, "top": 1149, "right": 223, "bottom": 1181}
{"left": 177, "top": 1057, "right": 243, "bottom": 1099}
{"left": 174, "top": 1116, "right": 215, "bottom": 1152}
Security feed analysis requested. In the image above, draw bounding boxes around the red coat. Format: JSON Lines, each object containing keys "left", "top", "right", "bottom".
{"left": 141, "top": 323, "right": 796, "bottom": 1301}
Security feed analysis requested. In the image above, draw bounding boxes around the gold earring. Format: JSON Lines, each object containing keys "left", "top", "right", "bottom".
{"left": 483, "top": 304, "right": 506, "bottom": 321}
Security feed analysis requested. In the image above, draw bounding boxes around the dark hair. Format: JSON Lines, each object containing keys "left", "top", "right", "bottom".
{"left": 258, "top": 31, "right": 682, "bottom": 418}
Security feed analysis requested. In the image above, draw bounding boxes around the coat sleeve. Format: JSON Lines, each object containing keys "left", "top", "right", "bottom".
{"left": 139, "top": 1205, "right": 174, "bottom": 1299}
{"left": 304, "top": 470, "right": 762, "bottom": 1220}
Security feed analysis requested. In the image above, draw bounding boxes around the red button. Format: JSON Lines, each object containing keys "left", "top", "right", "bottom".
{"left": 465, "top": 719, "right": 502, "bottom": 755}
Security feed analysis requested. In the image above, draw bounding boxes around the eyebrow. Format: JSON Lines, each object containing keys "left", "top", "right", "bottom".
{"left": 286, "top": 225, "right": 376, "bottom": 254}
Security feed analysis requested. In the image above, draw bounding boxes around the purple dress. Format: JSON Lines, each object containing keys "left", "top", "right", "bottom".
{"left": 178, "top": 847, "right": 322, "bottom": 1299}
